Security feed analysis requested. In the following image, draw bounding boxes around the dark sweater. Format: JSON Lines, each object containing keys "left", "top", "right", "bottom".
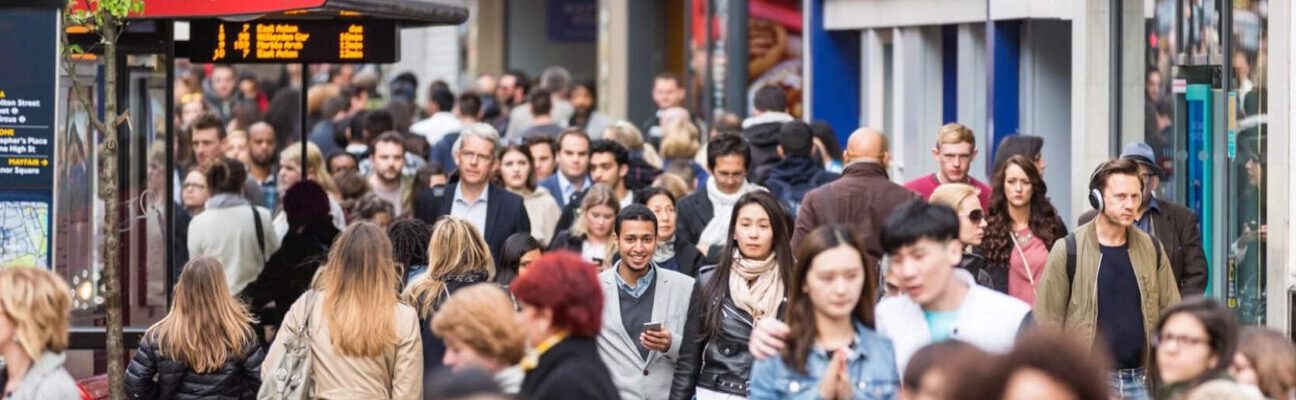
{"left": 1097, "top": 244, "right": 1145, "bottom": 370}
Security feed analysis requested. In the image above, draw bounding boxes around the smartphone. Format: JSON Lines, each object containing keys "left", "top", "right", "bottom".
{"left": 642, "top": 322, "right": 663, "bottom": 332}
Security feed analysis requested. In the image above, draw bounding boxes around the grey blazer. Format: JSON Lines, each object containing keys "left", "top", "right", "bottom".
{"left": 597, "top": 264, "right": 695, "bottom": 400}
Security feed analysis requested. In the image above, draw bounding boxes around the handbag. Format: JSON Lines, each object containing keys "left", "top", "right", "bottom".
{"left": 257, "top": 291, "right": 318, "bottom": 400}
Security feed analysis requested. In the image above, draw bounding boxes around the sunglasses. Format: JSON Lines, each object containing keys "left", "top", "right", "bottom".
{"left": 965, "top": 209, "right": 984, "bottom": 224}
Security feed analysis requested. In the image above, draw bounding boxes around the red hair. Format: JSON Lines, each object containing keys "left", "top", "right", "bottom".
{"left": 509, "top": 251, "right": 604, "bottom": 338}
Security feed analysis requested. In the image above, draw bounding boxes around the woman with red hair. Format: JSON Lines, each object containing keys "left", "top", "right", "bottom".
{"left": 510, "top": 251, "right": 619, "bottom": 400}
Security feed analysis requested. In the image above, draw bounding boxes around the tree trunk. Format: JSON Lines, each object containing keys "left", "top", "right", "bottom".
{"left": 97, "top": 17, "right": 126, "bottom": 400}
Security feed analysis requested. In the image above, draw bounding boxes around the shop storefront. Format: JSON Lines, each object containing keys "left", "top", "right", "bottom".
{"left": 803, "top": 0, "right": 1293, "bottom": 334}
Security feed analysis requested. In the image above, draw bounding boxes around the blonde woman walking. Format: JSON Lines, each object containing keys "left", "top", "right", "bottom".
{"left": 264, "top": 222, "right": 423, "bottom": 399}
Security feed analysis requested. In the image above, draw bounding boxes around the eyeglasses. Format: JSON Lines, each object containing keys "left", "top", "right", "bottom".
{"left": 965, "top": 209, "right": 984, "bottom": 224}
{"left": 1154, "top": 332, "right": 1209, "bottom": 348}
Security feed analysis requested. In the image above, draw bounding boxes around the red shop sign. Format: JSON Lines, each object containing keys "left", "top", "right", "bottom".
{"left": 69, "top": 0, "right": 325, "bottom": 18}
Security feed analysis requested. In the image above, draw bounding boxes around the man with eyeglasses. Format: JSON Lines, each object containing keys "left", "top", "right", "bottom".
{"left": 903, "top": 123, "right": 992, "bottom": 209}
{"left": 1035, "top": 158, "right": 1181, "bottom": 400}
{"left": 676, "top": 133, "right": 766, "bottom": 261}
{"left": 1077, "top": 142, "right": 1208, "bottom": 297}
{"left": 414, "top": 123, "right": 531, "bottom": 264}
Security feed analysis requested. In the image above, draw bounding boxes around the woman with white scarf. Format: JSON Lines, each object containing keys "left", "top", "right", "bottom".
{"left": 671, "top": 191, "right": 795, "bottom": 400}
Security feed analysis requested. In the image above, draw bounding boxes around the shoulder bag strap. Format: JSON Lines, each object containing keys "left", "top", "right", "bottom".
{"left": 299, "top": 291, "right": 318, "bottom": 338}
{"left": 1010, "top": 232, "right": 1037, "bottom": 295}
{"left": 250, "top": 205, "right": 266, "bottom": 260}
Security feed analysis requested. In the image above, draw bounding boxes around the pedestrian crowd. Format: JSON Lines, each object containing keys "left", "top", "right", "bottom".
{"left": 0, "top": 63, "right": 1292, "bottom": 400}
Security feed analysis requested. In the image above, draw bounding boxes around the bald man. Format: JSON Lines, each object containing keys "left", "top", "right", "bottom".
{"left": 791, "top": 128, "right": 918, "bottom": 258}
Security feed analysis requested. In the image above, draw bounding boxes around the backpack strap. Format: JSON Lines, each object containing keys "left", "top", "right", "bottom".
{"left": 1065, "top": 233, "right": 1077, "bottom": 285}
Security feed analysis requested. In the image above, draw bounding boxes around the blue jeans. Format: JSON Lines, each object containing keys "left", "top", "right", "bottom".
{"left": 1107, "top": 368, "right": 1149, "bottom": 400}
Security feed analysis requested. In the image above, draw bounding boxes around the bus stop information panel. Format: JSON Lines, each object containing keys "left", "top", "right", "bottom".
{"left": 188, "top": 19, "right": 398, "bottom": 63}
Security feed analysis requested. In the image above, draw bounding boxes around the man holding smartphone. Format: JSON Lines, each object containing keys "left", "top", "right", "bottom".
{"left": 596, "top": 204, "right": 696, "bottom": 400}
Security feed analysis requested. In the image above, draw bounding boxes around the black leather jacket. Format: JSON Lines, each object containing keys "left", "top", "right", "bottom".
{"left": 124, "top": 337, "right": 264, "bottom": 400}
{"left": 671, "top": 266, "right": 786, "bottom": 399}
{"left": 960, "top": 251, "right": 1008, "bottom": 293}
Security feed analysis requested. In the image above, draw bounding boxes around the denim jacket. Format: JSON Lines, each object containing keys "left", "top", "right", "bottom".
{"left": 748, "top": 320, "right": 899, "bottom": 400}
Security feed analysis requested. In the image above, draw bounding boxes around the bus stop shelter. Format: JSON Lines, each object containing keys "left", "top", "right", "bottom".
{"left": 34, "top": 0, "right": 468, "bottom": 389}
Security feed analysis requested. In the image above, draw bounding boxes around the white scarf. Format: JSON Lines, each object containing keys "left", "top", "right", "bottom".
{"left": 697, "top": 180, "right": 763, "bottom": 251}
{"left": 728, "top": 250, "right": 783, "bottom": 321}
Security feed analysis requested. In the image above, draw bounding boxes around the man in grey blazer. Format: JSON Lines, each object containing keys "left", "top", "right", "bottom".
{"left": 597, "top": 204, "right": 695, "bottom": 400}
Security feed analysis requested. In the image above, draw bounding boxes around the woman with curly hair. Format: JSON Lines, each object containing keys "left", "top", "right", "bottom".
{"left": 979, "top": 154, "right": 1067, "bottom": 304}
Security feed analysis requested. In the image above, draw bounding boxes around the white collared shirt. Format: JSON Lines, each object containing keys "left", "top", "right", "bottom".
{"left": 451, "top": 182, "right": 490, "bottom": 235}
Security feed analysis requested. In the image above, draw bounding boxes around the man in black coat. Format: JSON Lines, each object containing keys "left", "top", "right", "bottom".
{"left": 414, "top": 124, "right": 530, "bottom": 264}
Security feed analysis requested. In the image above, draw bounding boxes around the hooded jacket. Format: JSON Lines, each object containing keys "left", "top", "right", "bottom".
{"left": 761, "top": 156, "right": 840, "bottom": 216}
{"left": 741, "top": 112, "right": 794, "bottom": 182}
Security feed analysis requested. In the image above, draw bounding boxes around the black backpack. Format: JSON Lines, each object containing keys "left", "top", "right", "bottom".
{"left": 766, "top": 177, "right": 817, "bottom": 220}
{"left": 1064, "top": 232, "right": 1163, "bottom": 284}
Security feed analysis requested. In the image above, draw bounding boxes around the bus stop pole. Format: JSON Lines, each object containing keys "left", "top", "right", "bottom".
{"left": 300, "top": 62, "right": 309, "bottom": 163}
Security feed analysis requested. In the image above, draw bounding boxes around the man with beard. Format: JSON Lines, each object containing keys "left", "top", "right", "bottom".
{"left": 246, "top": 122, "right": 279, "bottom": 210}
{"left": 596, "top": 204, "right": 694, "bottom": 400}
{"left": 367, "top": 132, "right": 414, "bottom": 217}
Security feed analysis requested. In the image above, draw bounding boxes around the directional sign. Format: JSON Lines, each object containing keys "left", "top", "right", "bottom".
{"left": 0, "top": 9, "right": 58, "bottom": 188}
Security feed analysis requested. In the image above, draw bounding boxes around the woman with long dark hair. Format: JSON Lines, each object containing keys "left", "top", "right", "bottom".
{"left": 127, "top": 257, "right": 264, "bottom": 398}
{"left": 1154, "top": 297, "right": 1239, "bottom": 399}
{"left": 496, "top": 233, "right": 544, "bottom": 286}
{"left": 980, "top": 155, "right": 1067, "bottom": 304}
{"left": 672, "top": 191, "right": 795, "bottom": 400}
{"left": 749, "top": 225, "right": 895, "bottom": 399}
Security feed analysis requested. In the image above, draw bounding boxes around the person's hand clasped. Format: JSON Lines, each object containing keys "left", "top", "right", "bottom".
{"left": 817, "top": 349, "right": 853, "bottom": 400}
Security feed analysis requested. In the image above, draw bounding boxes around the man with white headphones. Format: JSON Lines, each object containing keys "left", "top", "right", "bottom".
{"left": 1034, "top": 158, "right": 1181, "bottom": 400}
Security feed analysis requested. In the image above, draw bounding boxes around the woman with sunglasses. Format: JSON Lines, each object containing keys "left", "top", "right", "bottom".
{"left": 928, "top": 184, "right": 990, "bottom": 287}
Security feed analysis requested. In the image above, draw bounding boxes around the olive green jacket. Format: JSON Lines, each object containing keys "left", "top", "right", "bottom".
{"left": 1034, "top": 221, "right": 1181, "bottom": 365}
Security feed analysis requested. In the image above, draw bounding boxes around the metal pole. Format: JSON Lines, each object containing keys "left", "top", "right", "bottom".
{"left": 1109, "top": 0, "right": 1123, "bottom": 156}
{"left": 164, "top": 20, "right": 176, "bottom": 303}
{"left": 300, "top": 62, "right": 309, "bottom": 164}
